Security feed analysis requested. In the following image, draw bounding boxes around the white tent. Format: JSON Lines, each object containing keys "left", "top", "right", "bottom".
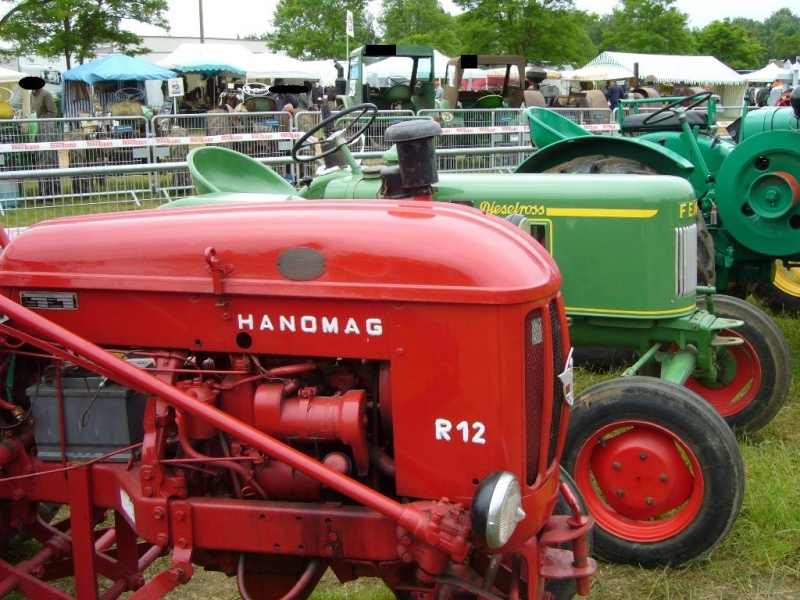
{"left": 582, "top": 51, "right": 744, "bottom": 86}
{"left": 560, "top": 65, "right": 633, "bottom": 82}
{"left": 744, "top": 62, "right": 792, "bottom": 83}
{"left": 300, "top": 60, "right": 339, "bottom": 86}
{"left": 573, "top": 51, "right": 746, "bottom": 107}
{"left": 0, "top": 66, "right": 29, "bottom": 117}
{"left": 245, "top": 53, "right": 319, "bottom": 80}
{"left": 0, "top": 66, "right": 28, "bottom": 83}
{"left": 433, "top": 50, "right": 451, "bottom": 78}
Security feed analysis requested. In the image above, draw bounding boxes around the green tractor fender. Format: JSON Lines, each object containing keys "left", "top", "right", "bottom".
{"left": 516, "top": 135, "right": 696, "bottom": 180}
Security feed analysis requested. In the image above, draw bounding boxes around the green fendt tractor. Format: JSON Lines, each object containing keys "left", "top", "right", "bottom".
{"left": 172, "top": 106, "right": 793, "bottom": 569}
{"left": 519, "top": 88, "right": 800, "bottom": 314}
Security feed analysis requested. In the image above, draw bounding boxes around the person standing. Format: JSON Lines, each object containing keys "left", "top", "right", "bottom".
{"left": 603, "top": 80, "right": 624, "bottom": 109}
{"left": 296, "top": 81, "right": 312, "bottom": 111}
{"left": 311, "top": 82, "right": 325, "bottom": 109}
{"left": 19, "top": 76, "right": 62, "bottom": 199}
{"left": 768, "top": 79, "right": 786, "bottom": 106}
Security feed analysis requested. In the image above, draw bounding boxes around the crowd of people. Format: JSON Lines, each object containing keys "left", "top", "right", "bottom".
{"left": 748, "top": 79, "right": 794, "bottom": 107}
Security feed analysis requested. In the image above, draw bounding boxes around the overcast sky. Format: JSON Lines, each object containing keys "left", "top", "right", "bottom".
{"left": 124, "top": 0, "right": 796, "bottom": 41}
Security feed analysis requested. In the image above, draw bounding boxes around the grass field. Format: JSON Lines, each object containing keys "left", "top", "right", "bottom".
{"left": 4, "top": 300, "right": 799, "bottom": 600}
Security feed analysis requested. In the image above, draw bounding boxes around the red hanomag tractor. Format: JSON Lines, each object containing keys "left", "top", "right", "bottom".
{"left": 0, "top": 198, "right": 594, "bottom": 598}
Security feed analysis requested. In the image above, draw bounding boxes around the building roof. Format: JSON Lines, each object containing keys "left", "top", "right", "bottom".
{"left": 585, "top": 51, "right": 745, "bottom": 85}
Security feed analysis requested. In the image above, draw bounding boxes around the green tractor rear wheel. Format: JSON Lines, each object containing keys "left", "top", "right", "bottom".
{"left": 693, "top": 294, "right": 791, "bottom": 432}
{"left": 752, "top": 260, "right": 800, "bottom": 315}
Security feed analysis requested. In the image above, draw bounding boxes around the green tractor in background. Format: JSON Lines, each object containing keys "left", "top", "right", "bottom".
{"left": 336, "top": 44, "right": 436, "bottom": 112}
{"left": 519, "top": 88, "right": 800, "bottom": 314}
{"left": 439, "top": 54, "right": 527, "bottom": 111}
{"left": 436, "top": 54, "right": 528, "bottom": 134}
{"left": 168, "top": 105, "right": 797, "bottom": 570}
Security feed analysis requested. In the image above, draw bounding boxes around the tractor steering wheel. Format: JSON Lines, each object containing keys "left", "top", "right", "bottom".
{"left": 642, "top": 91, "right": 713, "bottom": 126}
{"left": 291, "top": 103, "right": 378, "bottom": 163}
{"left": 388, "top": 76, "right": 410, "bottom": 86}
{"left": 115, "top": 87, "right": 145, "bottom": 102}
{"left": 242, "top": 82, "right": 270, "bottom": 97}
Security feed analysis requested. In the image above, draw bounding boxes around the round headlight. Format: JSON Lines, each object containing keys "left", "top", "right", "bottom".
{"left": 471, "top": 471, "right": 526, "bottom": 549}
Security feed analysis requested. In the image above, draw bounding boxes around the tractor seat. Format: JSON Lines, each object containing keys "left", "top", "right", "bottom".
{"left": 383, "top": 84, "right": 413, "bottom": 104}
{"left": 187, "top": 146, "right": 297, "bottom": 195}
{"left": 621, "top": 109, "right": 714, "bottom": 132}
{"left": 475, "top": 94, "right": 504, "bottom": 109}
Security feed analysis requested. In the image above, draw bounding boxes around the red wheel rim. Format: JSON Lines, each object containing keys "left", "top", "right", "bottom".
{"left": 573, "top": 419, "right": 704, "bottom": 542}
{"left": 684, "top": 330, "right": 761, "bottom": 418}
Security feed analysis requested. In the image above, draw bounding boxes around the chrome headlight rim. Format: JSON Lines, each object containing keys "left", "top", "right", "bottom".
{"left": 471, "top": 471, "right": 526, "bottom": 549}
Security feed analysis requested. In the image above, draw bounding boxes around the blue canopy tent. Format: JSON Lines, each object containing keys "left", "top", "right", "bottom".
{"left": 155, "top": 43, "right": 252, "bottom": 77}
{"left": 61, "top": 54, "right": 176, "bottom": 117}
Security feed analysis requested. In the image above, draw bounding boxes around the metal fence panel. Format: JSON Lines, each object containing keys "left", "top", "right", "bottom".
{"left": 152, "top": 110, "right": 301, "bottom": 196}
{"left": 0, "top": 105, "right": 648, "bottom": 231}
{"left": 0, "top": 115, "right": 156, "bottom": 227}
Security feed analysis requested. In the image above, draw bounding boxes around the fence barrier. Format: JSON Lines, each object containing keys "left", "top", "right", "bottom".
{"left": 0, "top": 104, "right": 743, "bottom": 232}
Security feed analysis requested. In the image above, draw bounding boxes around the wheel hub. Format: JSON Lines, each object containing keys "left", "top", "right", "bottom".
{"left": 592, "top": 427, "right": 694, "bottom": 520}
{"left": 747, "top": 171, "right": 800, "bottom": 219}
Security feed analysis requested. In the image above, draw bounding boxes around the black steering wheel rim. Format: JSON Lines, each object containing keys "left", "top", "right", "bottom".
{"left": 291, "top": 103, "right": 378, "bottom": 163}
{"left": 642, "top": 91, "right": 713, "bottom": 126}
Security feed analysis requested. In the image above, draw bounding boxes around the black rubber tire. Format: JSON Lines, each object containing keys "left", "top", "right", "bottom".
{"left": 694, "top": 294, "right": 791, "bottom": 432}
{"left": 544, "top": 155, "right": 716, "bottom": 287}
{"left": 563, "top": 377, "right": 744, "bottom": 567}
{"left": 545, "top": 466, "right": 592, "bottom": 600}
{"left": 751, "top": 260, "right": 800, "bottom": 316}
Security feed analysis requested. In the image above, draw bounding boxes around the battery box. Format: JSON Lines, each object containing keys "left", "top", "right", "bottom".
{"left": 28, "top": 367, "right": 148, "bottom": 462}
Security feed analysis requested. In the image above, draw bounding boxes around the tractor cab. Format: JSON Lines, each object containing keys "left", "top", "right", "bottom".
{"left": 440, "top": 55, "right": 526, "bottom": 110}
{"left": 337, "top": 44, "right": 436, "bottom": 112}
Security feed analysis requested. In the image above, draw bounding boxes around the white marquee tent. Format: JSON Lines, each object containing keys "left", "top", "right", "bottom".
{"left": 744, "top": 62, "right": 792, "bottom": 83}
{"left": 0, "top": 66, "right": 28, "bottom": 83}
{"left": 580, "top": 51, "right": 745, "bottom": 86}
{"left": 246, "top": 53, "right": 319, "bottom": 80}
{"left": 566, "top": 51, "right": 746, "bottom": 107}
{"left": 559, "top": 65, "right": 635, "bottom": 82}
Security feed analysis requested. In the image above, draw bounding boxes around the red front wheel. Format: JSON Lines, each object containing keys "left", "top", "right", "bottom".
{"left": 563, "top": 377, "right": 744, "bottom": 567}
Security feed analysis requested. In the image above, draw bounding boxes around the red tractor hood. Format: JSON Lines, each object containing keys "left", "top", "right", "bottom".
{"left": 0, "top": 200, "right": 560, "bottom": 305}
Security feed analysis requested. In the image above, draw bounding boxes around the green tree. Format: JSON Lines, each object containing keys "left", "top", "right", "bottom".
{"left": 601, "top": 0, "right": 694, "bottom": 55}
{"left": 694, "top": 20, "right": 765, "bottom": 70}
{"left": 267, "top": 0, "right": 377, "bottom": 60}
{"left": 762, "top": 8, "right": 800, "bottom": 61}
{"left": 729, "top": 17, "right": 768, "bottom": 64}
{"left": 378, "top": 0, "right": 461, "bottom": 57}
{"left": 580, "top": 11, "right": 613, "bottom": 51}
{"left": 0, "top": 0, "right": 168, "bottom": 69}
{"left": 452, "top": 0, "right": 596, "bottom": 65}
{"left": 774, "top": 33, "right": 800, "bottom": 64}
